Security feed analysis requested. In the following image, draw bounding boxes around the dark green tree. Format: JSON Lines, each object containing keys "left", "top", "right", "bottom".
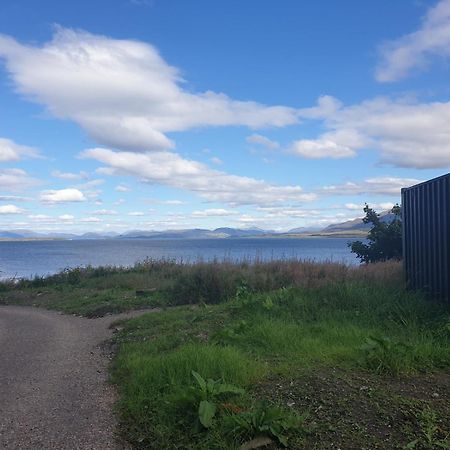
{"left": 349, "top": 204, "right": 402, "bottom": 263}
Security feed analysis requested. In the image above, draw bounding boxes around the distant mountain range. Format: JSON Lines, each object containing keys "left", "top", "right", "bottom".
{"left": 0, "top": 227, "right": 268, "bottom": 240}
{"left": 0, "top": 212, "right": 396, "bottom": 240}
{"left": 320, "top": 211, "right": 395, "bottom": 234}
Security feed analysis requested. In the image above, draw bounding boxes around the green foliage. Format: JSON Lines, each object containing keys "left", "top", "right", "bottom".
{"left": 108, "top": 277, "right": 449, "bottom": 448}
{"left": 361, "top": 335, "right": 414, "bottom": 375}
{"left": 112, "top": 340, "right": 261, "bottom": 448}
{"left": 350, "top": 203, "right": 402, "bottom": 263}
{"left": 213, "top": 320, "right": 249, "bottom": 345}
{"left": 190, "top": 370, "right": 245, "bottom": 428}
{"left": 1, "top": 259, "right": 405, "bottom": 316}
{"left": 404, "top": 406, "right": 450, "bottom": 449}
{"left": 225, "top": 402, "right": 304, "bottom": 447}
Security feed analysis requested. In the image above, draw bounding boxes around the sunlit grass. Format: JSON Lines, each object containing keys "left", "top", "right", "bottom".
{"left": 112, "top": 281, "right": 450, "bottom": 448}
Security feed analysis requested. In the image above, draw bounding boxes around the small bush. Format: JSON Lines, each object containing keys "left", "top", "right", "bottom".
{"left": 349, "top": 204, "right": 402, "bottom": 263}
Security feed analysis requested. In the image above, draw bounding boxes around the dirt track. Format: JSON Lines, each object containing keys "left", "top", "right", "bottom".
{"left": 0, "top": 306, "right": 145, "bottom": 450}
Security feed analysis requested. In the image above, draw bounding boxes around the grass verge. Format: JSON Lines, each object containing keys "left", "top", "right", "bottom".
{"left": 0, "top": 258, "right": 402, "bottom": 316}
{"left": 111, "top": 280, "right": 450, "bottom": 449}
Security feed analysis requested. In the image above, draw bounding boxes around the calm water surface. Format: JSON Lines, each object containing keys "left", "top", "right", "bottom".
{"left": 0, "top": 237, "right": 359, "bottom": 279}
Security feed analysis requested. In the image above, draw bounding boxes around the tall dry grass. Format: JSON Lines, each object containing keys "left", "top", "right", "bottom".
{"left": 8, "top": 258, "right": 404, "bottom": 306}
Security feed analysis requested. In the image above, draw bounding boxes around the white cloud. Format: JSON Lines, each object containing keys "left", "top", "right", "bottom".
{"left": 81, "top": 216, "right": 101, "bottom": 222}
{"left": 146, "top": 198, "right": 185, "bottom": 205}
{"left": 0, "top": 195, "right": 31, "bottom": 202}
{"left": 290, "top": 128, "right": 368, "bottom": 159}
{"left": 256, "top": 206, "right": 321, "bottom": 218}
{"left": 128, "top": 211, "right": 145, "bottom": 216}
{"left": 345, "top": 202, "right": 395, "bottom": 211}
{"left": 323, "top": 176, "right": 421, "bottom": 196}
{"left": 297, "top": 95, "right": 343, "bottom": 119}
{"left": 294, "top": 95, "right": 450, "bottom": 168}
{"left": 246, "top": 134, "right": 280, "bottom": 150}
{"left": 115, "top": 184, "right": 131, "bottom": 192}
{"left": 91, "top": 209, "right": 118, "bottom": 215}
{"left": 191, "top": 208, "right": 238, "bottom": 217}
{"left": 376, "top": 0, "right": 450, "bottom": 82}
{"left": 71, "top": 178, "right": 102, "bottom": 192}
{"left": 82, "top": 147, "right": 316, "bottom": 206}
{"left": 0, "top": 168, "right": 38, "bottom": 191}
{"left": 162, "top": 199, "right": 184, "bottom": 205}
{"left": 0, "top": 204, "right": 24, "bottom": 214}
{"left": 0, "top": 27, "right": 300, "bottom": 153}
{"left": 290, "top": 135, "right": 356, "bottom": 159}
{"left": 40, "top": 188, "right": 87, "bottom": 203}
{"left": 28, "top": 214, "right": 51, "bottom": 220}
{"left": 59, "top": 214, "right": 74, "bottom": 220}
{"left": 0, "top": 138, "right": 39, "bottom": 162}
{"left": 52, "top": 170, "right": 88, "bottom": 180}
{"left": 210, "top": 157, "right": 223, "bottom": 165}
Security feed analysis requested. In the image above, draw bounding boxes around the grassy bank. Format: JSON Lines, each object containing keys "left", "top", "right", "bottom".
{"left": 111, "top": 280, "right": 450, "bottom": 449}
{"left": 1, "top": 260, "right": 449, "bottom": 448}
{"left": 0, "top": 258, "right": 401, "bottom": 316}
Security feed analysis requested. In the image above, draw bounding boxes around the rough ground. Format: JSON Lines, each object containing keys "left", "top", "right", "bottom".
{"left": 0, "top": 305, "right": 152, "bottom": 450}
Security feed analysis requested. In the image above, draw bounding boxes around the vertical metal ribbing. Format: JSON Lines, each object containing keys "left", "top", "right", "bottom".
{"left": 435, "top": 181, "right": 442, "bottom": 299}
{"left": 403, "top": 173, "right": 450, "bottom": 305}
{"left": 411, "top": 188, "right": 418, "bottom": 290}
{"left": 428, "top": 183, "right": 435, "bottom": 296}
{"left": 412, "top": 187, "right": 418, "bottom": 290}
{"left": 441, "top": 177, "right": 450, "bottom": 303}
{"left": 419, "top": 185, "right": 425, "bottom": 292}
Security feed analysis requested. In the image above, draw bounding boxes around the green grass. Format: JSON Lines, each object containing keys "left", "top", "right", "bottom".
{"left": 0, "top": 258, "right": 403, "bottom": 315}
{"left": 111, "top": 281, "right": 450, "bottom": 449}
{"left": 2, "top": 259, "right": 449, "bottom": 448}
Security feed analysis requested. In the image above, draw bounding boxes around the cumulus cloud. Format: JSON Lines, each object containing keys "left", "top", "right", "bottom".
{"left": 52, "top": 170, "right": 88, "bottom": 180}
{"left": 0, "top": 204, "right": 24, "bottom": 214}
{"left": 297, "top": 95, "right": 343, "bottom": 119}
{"left": 191, "top": 209, "right": 238, "bottom": 217}
{"left": 0, "top": 27, "right": 300, "bottom": 153}
{"left": 0, "top": 168, "right": 38, "bottom": 191}
{"left": 293, "top": 95, "right": 450, "bottom": 168}
{"left": 344, "top": 202, "right": 395, "bottom": 211}
{"left": 115, "top": 184, "right": 131, "bottom": 192}
{"left": 0, "top": 195, "right": 31, "bottom": 202}
{"left": 256, "top": 206, "right": 322, "bottom": 218}
{"left": 28, "top": 214, "right": 51, "bottom": 220}
{"left": 91, "top": 209, "right": 118, "bottom": 215}
{"left": 40, "top": 188, "right": 87, "bottom": 203}
{"left": 82, "top": 147, "right": 315, "bottom": 206}
{"left": 160, "top": 199, "right": 184, "bottom": 205}
{"left": 0, "top": 138, "right": 39, "bottom": 162}
{"left": 376, "top": 0, "right": 450, "bottom": 82}
{"left": 322, "top": 176, "right": 421, "bottom": 196}
{"left": 81, "top": 216, "right": 101, "bottom": 222}
{"left": 59, "top": 214, "right": 74, "bottom": 220}
{"left": 246, "top": 134, "right": 280, "bottom": 150}
{"left": 290, "top": 140, "right": 353, "bottom": 159}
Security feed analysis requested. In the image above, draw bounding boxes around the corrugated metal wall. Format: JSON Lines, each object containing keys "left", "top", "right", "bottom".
{"left": 401, "top": 173, "right": 450, "bottom": 305}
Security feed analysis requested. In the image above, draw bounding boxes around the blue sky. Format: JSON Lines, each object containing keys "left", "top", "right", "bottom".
{"left": 0, "top": 0, "right": 450, "bottom": 233}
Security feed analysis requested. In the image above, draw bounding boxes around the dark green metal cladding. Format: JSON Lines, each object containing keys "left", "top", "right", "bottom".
{"left": 401, "top": 173, "right": 450, "bottom": 305}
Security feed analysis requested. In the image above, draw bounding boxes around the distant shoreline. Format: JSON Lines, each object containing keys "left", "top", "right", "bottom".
{"left": 0, "top": 237, "right": 67, "bottom": 242}
{"left": 0, "top": 232, "right": 368, "bottom": 242}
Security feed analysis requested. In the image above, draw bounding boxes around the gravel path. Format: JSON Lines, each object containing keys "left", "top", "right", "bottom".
{"left": 0, "top": 306, "right": 151, "bottom": 450}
